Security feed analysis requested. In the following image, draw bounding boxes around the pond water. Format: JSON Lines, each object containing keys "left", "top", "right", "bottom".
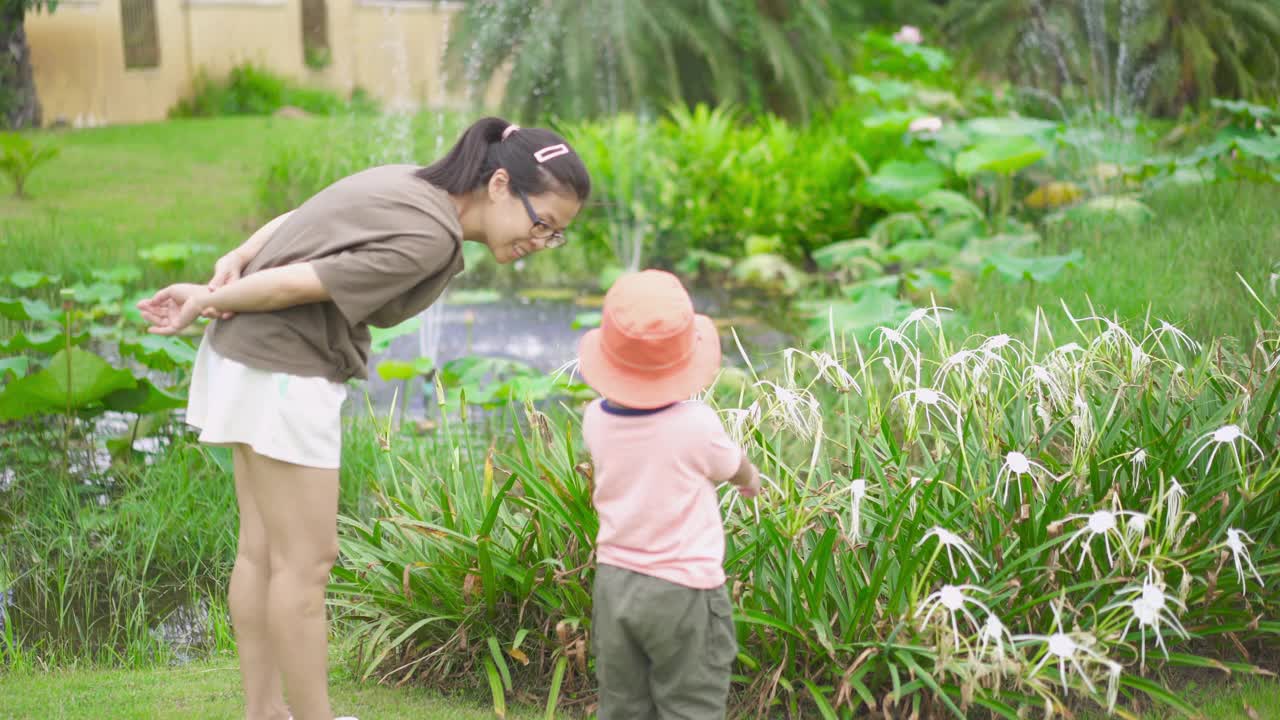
{"left": 359, "top": 288, "right": 792, "bottom": 417}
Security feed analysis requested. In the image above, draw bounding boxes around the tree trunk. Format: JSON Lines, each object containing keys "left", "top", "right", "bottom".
{"left": 1, "top": 2, "right": 42, "bottom": 129}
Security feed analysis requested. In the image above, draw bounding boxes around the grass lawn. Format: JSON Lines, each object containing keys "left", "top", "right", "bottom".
{"left": 0, "top": 116, "right": 336, "bottom": 288}
{"left": 955, "top": 182, "right": 1278, "bottom": 342}
{"left": 0, "top": 656, "right": 1277, "bottom": 719}
{"left": 0, "top": 656, "right": 548, "bottom": 720}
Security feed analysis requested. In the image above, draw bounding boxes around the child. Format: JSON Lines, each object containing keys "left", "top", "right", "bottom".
{"left": 577, "top": 269, "right": 762, "bottom": 719}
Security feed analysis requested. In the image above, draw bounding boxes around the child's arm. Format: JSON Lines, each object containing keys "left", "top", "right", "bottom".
{"left": 723, "top": 449, "right": 762, "bottom": 498}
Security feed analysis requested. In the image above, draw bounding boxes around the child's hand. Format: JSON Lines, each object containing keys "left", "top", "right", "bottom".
{"left": 738, "top": 464, "right": 762, "bottom": 499}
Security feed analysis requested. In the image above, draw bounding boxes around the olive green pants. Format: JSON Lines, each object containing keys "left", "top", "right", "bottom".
{"left": 592, "top": 564, "right": 737, "bottom": 719}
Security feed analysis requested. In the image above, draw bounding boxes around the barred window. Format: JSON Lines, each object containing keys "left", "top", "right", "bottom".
{"left": 120, "top": 0, "right": 160, "bottom": 70}
{"left": 302, "top": 0, "right": 331, "bottom": 69}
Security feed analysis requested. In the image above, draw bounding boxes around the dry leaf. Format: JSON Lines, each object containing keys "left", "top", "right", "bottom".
{"left": 463, "top": 572, "right": 483, "bottom": 602}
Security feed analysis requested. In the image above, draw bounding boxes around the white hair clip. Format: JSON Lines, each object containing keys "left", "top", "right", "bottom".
{"left": 534, "top": 143, "right": 570, "bottom": 163}
{"left": 501, "top": 124, "right": 520, "bottom": 141}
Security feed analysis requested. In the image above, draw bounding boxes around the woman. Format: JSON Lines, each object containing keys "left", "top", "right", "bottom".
{"left": 138, "top": 117, "right": 591, "bottom": 720}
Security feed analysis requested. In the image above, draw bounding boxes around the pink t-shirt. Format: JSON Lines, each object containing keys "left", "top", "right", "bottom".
{"left": 583, "top": 398, "right": 743, "bottom": 589}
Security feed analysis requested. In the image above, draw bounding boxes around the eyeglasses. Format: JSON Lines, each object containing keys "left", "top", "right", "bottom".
{"left": 516, "top": 189, "right": 567, "bottom": 249}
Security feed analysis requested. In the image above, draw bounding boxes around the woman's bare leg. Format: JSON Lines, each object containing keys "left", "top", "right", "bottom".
{"left": 244, "top": 448, "right": 341, "bottom": 720}
{"left": 229, "top": 444, "right": 290, "bottom": 720}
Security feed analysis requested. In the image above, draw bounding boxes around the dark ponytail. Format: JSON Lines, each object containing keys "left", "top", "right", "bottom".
{"left": 416, "top": 116, "right": 591, "bottom": 203}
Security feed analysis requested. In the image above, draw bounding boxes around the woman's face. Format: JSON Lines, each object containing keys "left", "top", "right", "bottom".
{"left": 485, "top": 170, "right": 582, "bottom": 264}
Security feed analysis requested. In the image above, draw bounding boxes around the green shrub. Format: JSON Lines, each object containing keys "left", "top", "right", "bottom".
{"left": 170, "top": 63, "right": 378, "bottom": 118}
{"left": 334, "top": 313, "right": 1280, "bottom": 717}
{"left": 0, "top": 132, "right": 58, "bottom": 199}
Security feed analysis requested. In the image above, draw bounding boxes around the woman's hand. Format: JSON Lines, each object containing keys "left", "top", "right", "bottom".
{"left": 137, "top": 283, "right": 211, "bottom": 335}
{"left": 205, "top": 250, "right": 248, "bottom": 319}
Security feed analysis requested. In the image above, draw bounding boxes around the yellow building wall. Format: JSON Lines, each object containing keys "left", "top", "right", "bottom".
{"left": 26, "top": 0, "right": 192, "bottom": 126}
{"left": 185, "top": 1, "right": 306, "bottom": 81}
{"left": 24, "top": 0, "right": 502, "bottom": 127}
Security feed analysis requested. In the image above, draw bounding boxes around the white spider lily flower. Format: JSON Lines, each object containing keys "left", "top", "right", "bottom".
{"left": 1224, "top": 528, "right": 1265, "bottom": 593}
{"left": 720, "top": 401, "right": 762, "bottom": 445}
{"left": 1061, "top": 506, "right": 1147, "bottom": 570}
{"left": 849, "top": 479, "right": 872, "bottom": 542}
{"left": 906, "top": 475, "right": 923, "bottom": 516}
{"left": 1015, "top": 602, "right": 1121, "bottom": 710}
{"left": 782, "top": 348, "right": 860, "bottom": 394}
{"left": 915, "top": 584, "right": 991, "bottom": 649}
{"left": 551, "top": 357, "right": 581, "bottom": 385}
{"left": 1123, "top": 511, "right": 1150, "bottom": 548}
{"left": 753, "top": 381, "right": 822, "bottom": 439}
{"left": 872, "top": 326, "right": 920, "bottom": 377}
{"left": 983, "top": 333, "right": 1013, "bottom": 352}
{"left": 917, "top": 526, "right": 990, "bottom": 578}
{"left": 1104, "top": 565, "right": 1188, "bottom": 668}
{"left": 874, "top": 325, "right": 916, "bottom": 354}
{"left": 995, "top": 451, "right": 1052, "bottom": 505}
{"left": 1267, "top": 350, "right": 1279, "bottom": 374}
{"left": 1077, "top": 314, "right": 1140, "bottom": 354}
{"left": 938, "top": 349, "right": 978, "bottom": 383}
{"left": 1189, "top": 424, "right": 1265, "bottom": 473}
{"left": 896, "top": 305, "right": 951, "bottom": 336}
{"left": 1130, "top": 447, "right": 1148, "bottom": 469}
{"left": 1121, "top": 447, "right": 1149, "bottom": 489}
{"left": 891, "top": 386, "right": 963, "bottom": 435}
{"left": 980, "top": 333, "right": 1029, "bottom": 368}
{"left": 1162, "top": 478, "right": 1186, "bottom": 527}
{"left": 1149, "top": 320, "right": 1201, "bottom": 354}
{"left": 1128, "top": 344, "right": 1151, "bottom": 376}
{"left": 1070, "top": 393, "right": 1094, "bottom": 446}
{"left": 978, "top": 612, "right": 1015, "bottom": 664}
{"left": 1023, "top": 364, "right": 1071, "bottom": 410}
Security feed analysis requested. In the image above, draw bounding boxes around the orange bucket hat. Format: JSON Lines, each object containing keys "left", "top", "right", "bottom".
{"left": 576, "top": 270, "right": 721, "bottom": 409}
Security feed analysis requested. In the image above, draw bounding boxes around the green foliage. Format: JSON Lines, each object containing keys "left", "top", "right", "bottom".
{"left": 0, "top": 440, "right": 238, "bottom": 667}
{"left": 442, "top": 0, "right": 863, "bottom": 122}
{"left": 0, "top": 262, "right": 193, "bottom": 433}
{"left": 943, "top": 0, "right": 1280, "bottom": 116}
{"left": 0, "top": 131, "right": 58, "bottom": 198}
{"left": 333, "top": 313, "right": 1280, "bottom": 717}
{"left": 169, "top": 63, "right": 378, "bottom": 118}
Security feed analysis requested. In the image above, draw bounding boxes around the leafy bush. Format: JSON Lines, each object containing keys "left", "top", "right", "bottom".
{"left": 170, "top": 63, "right": 378, "bottom": 118}
{"left": 0, "top": 132, "right": 58, "bottom": 198}
{"left": 333, "top": 311, "right": 1280, "bottom": 717}
{"left": 942, "top": 0, "right": 1280, "bottom": 116}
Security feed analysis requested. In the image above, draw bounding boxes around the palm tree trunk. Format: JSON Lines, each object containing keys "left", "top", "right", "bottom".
{"left": 1, "top": 1, "right": 42, "bottom": 129}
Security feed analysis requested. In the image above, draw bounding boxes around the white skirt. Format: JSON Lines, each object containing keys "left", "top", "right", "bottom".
{"left": 186, "top": 336, "right": 348, "bottom": 469}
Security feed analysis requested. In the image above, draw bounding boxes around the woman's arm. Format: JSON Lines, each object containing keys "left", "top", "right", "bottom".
{"left": 138, "top": 262, "right": 329, "bottom": 335}
{"left": 209, "top": 210, "right": 296, "bottom": 289}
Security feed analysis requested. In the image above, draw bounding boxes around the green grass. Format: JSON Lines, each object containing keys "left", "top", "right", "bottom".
{"left": 0, "top": 656, "right": 546, "bottom": 720}
{"left": 0, "top": 656, "right": 1275, "bottom": 719}
{"left": 957, "top": 181, "right": 1279, "bottom": 341}
{"left": 1088, "top": 677, "right": 1280, "bottom": 720}
{"left": 0, "top": 116, "right": 338, "bottom": 287}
